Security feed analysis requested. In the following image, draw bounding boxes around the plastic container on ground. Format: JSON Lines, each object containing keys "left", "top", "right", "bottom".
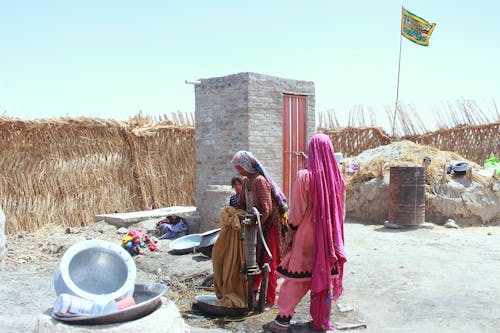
{"left": 52, "top": 293, "right": 118, "bottom": 317}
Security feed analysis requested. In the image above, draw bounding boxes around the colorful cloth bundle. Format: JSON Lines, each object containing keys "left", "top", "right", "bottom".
{"left": 121, "top": 228, "right": 158, "bottom": 255}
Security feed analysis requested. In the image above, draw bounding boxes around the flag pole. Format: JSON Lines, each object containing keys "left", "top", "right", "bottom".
{"left": 392, "top": 33, "right": 403, "bottom": 137}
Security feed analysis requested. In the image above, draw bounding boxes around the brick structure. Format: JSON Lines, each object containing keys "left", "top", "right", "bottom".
{"left": 194, "top": 72, "right": 315, "bottom": 231}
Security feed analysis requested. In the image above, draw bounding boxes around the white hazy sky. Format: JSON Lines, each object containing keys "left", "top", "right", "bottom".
{"left": 1, "top": 1, "right": 499, "bottom": 131}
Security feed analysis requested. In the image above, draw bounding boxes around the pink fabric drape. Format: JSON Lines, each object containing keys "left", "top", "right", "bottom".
{"left": 309, "top": 134, "right": 346, "bottom": 331}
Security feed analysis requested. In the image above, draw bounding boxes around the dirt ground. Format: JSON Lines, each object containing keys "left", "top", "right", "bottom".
{"left": 1, "top": 220, "right": 500, "bottom": 333}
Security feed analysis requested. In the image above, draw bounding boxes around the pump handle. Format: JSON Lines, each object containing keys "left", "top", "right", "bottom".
{"left": 253, "top": 207, "right": 273, "bottom": 263}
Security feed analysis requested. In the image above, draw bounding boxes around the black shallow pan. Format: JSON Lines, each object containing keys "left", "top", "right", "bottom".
{"left": 194, "top": 294, "right": 248, "bottom": 317}
{"left": 51, "top": 283, "right": 166, "bottom": 325}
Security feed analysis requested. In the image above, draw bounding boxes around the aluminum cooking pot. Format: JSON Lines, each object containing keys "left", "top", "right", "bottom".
{"left": 54, "top": 239, "right": 136, "bottom": 302}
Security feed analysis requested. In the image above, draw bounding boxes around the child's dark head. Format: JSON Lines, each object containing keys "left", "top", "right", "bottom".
{"left": 231, "top": 176, "right": 242, "bottom": 187}
{"left": 231, "top": 176, "right": 243, "bottom": 192}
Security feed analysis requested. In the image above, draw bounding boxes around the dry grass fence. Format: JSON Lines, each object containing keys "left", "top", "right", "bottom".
{"left": 318, "top": 126, "right": 391, "bottom": 158}
{"left": 0, "top": 116, "right": 195, "bottom": 234}
{"left": 319, "top": 100, "right": 499, "bottom": 164}
{"left": 1, "top": 105, "right": 498, "bottom": 234}
{"left": 320, "top": 121, "right": 499, "bottom": 165}
{"left": 408, "top": 122, "right": 500, "bottom": 165}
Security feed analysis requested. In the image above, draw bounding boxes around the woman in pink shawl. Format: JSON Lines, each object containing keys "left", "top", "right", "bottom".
{"left": 263, "top": 134, "right": 346, "bottom": 332}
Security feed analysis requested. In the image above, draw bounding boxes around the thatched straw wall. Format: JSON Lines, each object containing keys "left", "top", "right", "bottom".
{"left": 125, "top": 119, "right": 195, "bottom": 209}
{"left": 0, "top": 116, "right": 194, "bottom": 234}
{"left": 1, "top": 112, "right": 497, "bottom": 234}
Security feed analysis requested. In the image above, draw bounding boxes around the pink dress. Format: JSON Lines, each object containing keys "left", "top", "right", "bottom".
{"left": 274, "top": 134, "right": 346, "bottom": 331}
{"left": 277, "top": 169, "right": 314, "bottom": 280}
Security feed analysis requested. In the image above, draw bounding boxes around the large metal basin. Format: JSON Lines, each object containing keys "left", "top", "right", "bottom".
{"left": 169, "top": 228, "right": 220, "bottom": 255}
{"left": 51, "top": 283, "right": 166, "bottom": 324}
{"left": 169, "top": 234, "right": 203, "bottom": 254}
{"left": 54, "top": 239, "right": 136, "bottom": 302}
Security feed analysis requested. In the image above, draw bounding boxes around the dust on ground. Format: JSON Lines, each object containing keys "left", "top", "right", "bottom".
{"left": 2, "top": 220, "right": 500, "bottom": 333}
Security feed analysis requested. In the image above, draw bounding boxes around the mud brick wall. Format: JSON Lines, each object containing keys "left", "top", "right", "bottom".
{"left": 194, "top": 72, "right": 315, "bottom": 230}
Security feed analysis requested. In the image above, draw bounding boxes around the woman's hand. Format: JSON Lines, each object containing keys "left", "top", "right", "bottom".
{"left": 282, "top": 224, "right": 296, "bottom": 255}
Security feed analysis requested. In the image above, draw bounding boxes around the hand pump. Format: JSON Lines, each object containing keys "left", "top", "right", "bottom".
{"left": 242, "top": 189, "right": 272, "bottom": 313}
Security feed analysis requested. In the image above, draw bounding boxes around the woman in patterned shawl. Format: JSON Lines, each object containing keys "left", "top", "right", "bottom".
{"left": 231, "top": 150, "right": 287, "bottom": 309}
{"left": 263, "top": 134, "right": 346, "bottom": 332}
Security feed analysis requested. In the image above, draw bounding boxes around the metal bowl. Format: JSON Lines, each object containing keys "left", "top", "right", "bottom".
{"left": 54, "top": 239, "right": 136, "bottom": 302}
{"left": 199, "top": 228, "right": 220, "bottom": 247}
{"left": 169, "top": 234, "right": 203, "bottom": 254}
{"left": 169, "top": 228, "right": 221, "bottom": 255}
{"left": 198, "top": 245, "right": 214, "bottom": 258}
{"left": 51, "top": 283, "right": 167, "bottom": 325}
{"left": 198, "top": 229, "right": 220, "bottom": 258}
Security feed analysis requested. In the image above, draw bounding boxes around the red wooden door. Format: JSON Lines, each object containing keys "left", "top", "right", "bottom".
{"left": 282, "top": 94, "right": 307, "bottom": 202}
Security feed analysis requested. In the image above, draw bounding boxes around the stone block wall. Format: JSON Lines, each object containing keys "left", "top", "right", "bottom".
{"left": 194, "top": 72, "right": 315, "bottom": 230}
{"left": 195, "top": 73, "right": 251, "bottom": 189}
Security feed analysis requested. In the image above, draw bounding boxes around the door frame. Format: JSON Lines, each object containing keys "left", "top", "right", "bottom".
{"left": 282, "top": 94, "right": 307, "bottom": 202}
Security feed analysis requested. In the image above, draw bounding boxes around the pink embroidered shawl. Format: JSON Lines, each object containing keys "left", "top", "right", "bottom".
{"left": 308, "top": 134, "right": 346, "bottom": 330}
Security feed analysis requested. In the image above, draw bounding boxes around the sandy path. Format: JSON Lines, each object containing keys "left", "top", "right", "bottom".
{"left": 342, "top": 223, "right": 500, "bottom": 333}
{"left": 1, "top": 222, "right": 499, "bottom": 333}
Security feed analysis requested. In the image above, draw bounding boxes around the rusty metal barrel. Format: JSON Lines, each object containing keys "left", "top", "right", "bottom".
{"left": 388, "top": 166, "right": 426, "bottom": 226}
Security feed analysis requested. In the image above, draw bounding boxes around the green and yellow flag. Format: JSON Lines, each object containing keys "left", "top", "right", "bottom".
{"left": 401, "top": 7, "right": 436, "bottom": 46}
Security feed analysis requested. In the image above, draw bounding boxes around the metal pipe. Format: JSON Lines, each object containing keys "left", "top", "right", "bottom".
{"left": 243, "top": 216, "right": 258, "bottom": 269}
{"left": 254, "top": 207, "right": 272, "bottom": 263}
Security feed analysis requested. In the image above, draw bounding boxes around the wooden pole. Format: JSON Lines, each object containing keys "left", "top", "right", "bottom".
{"left": 391, "top": 33, "right": 403, "bottom": 137}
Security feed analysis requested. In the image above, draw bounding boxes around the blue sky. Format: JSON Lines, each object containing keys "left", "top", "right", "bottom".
{"left": 1, "top": 1, "right": 499, "bottom": 131}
